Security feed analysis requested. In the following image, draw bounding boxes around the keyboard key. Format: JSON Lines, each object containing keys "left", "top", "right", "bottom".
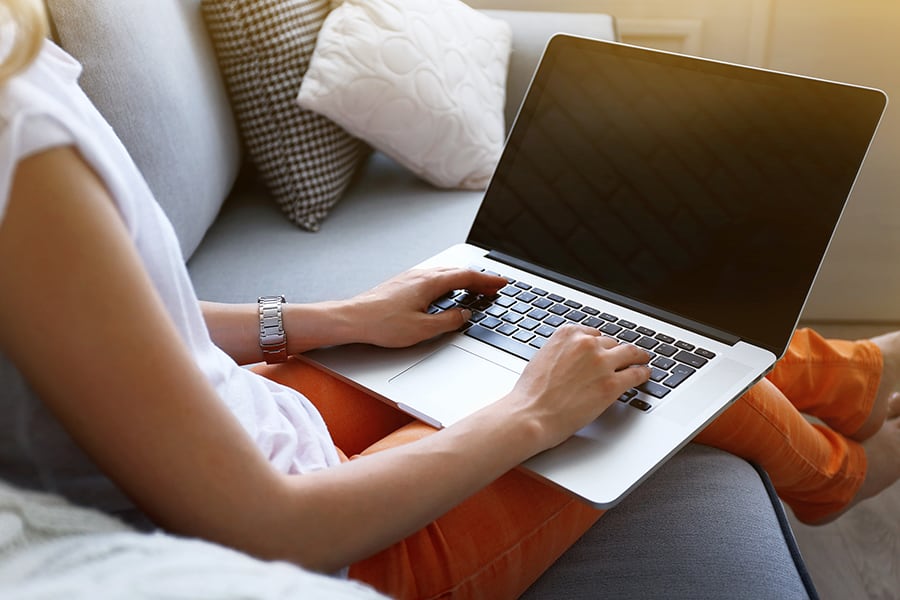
{"left": 544, "top": 315, "right": 566, "bottom": 328}
{"left": 600, "top": 313, "right": 618, "bottom": 321}
{"left": 655, "top": 344, "right": 677, "bottom": 357}
{"left": 582, "top": 306, "right": 600, "bottom": 316}
{"left": 652, "top": 356, "right": 676, "bottom": 370}
{"left": 480, "top": 316, "right": 502, "bottom": 329}
{"left": 499, "top": 285, "right": 520, "bottom": 297}
{"left": 495, "top": 296, "right": 516, "bottom": 308}
{"left": 630, "top": 399, "right": 653, "bottom": 411}
{"left": 548, "top": 293, "right": 565, "bottom": 302}
{"left": 511, "top": 302, "right": 532, "bottom": 314}
{"left": 565, "top": 310, "right": 587, "bottom": 323}
{"left": 650, "top": 367, "right": 668, "bottom": 382}
{"left": 583, "top": 316, "right": 604, "bottom": 328}
{"left": 527, "top": 308, "right": 549, "bottom": 320}
{"left": 635, "top": 336, "right": 659, "bottom": 350}
{"left": 529, "top": 336, "right": 547, "bottom": 349}
{"left": 485, "top": 305, "right": 506, "bottom": 318}
{"left": 637, "top": 381, "right": 671, "bottom": 398}
{"left": 600, "top": 322, "right": 622, "bottom": 335}
{"left": 501, "top": 312, "right": 523, "bottom": 324}
{"left": 655, "top": 333, "right": 675, "bottom": 344}
{"left": 519, "top": 318, "right": 540, "bottom": 331}
{"left": 618, "top": 389, "right": 637, "bottom": 403}
{"left": 471, "top": 297, "right": 494, "bottom": 311}
{"left": 513, "top": 330, "right": 535, "bottom": 343}
{"left": 617, "top": 319, "right": 636, "bottom": 329}
{"left": 514, "top": 281, "right": 532, "bottom": 290}
{"left": 465, "top": 325, "right": 538, "bottom": 361}
{"left": 696, "top": 348, "right": 717, "bottom": 360}
{"left": 636, "top": 326, "right": 655, "bottom": 337}
{"left": 531, "top": 288, "right": 548, "bottom": 296}
{"left": 535, "top": 324, "right": 556, "bottom": 337}
{"left": 617, "top": 329, "right": 640, "bottom": 343}
{"left": 675, "top": 340, "right": 696, "bottom": 351}
{"left": 674, "top": 350, "right": 708, "bottom": 369}
{"left": 563, "top": 299, "right": 583, "bottom": 309}
{"left": 517, "top": 291, "right": 538, "bottom": 303}
{"left": 548, "top": 304, "right": 569, "bottom": 316}
{"left": 533, "top": 297, "right": 553, "bottom": 309}
{"left": 496, "top": 323, "right": 517, "bottom": 335}
{"left": 433, "top": 296, "right": 456, "bottom": 310}
{"left": 664, "top": 364, "right": 696, "bottom": 388}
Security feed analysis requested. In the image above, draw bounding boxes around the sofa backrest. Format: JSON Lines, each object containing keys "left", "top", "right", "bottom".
{"left": 483, "top": 10, "right": 617, "bottom": 130}
{"left": 46, "top": 0, "right": 242, "bottom": 259}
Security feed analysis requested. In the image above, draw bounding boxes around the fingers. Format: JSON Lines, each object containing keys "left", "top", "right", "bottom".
{"left": 423, "top": 307, "right": 471, "bottom": 336}
{"left": 615, "top": 362, "right": 652, "bottom": 390}
{"left": 604, "top": 337, "right": 652, "bottom": 369}
{"left": 548, "top": 323, "right": 651, "bottom": 382}
{"left": 423, "top": 266, "right": 507, "bottom": 297}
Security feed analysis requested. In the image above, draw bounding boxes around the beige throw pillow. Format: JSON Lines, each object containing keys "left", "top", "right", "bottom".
{"left": 297, "top": 0, "right": 512, "bottom": 189}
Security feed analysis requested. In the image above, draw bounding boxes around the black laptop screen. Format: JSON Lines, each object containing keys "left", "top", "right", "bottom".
{"left": 467, "top": 36, "right": 886, "bottom": 355}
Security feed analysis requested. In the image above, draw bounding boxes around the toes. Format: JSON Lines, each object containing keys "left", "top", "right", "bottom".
{"left": 888, "top": 392, "right": 900, "bottom": 420}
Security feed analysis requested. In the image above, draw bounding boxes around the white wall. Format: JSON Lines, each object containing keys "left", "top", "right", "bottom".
{"left": 469, "top": 0, "right": 900, "bottom": 323}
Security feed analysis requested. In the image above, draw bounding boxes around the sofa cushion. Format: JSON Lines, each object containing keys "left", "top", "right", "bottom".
{"left": 202, "top": 0, "right": 369, "bottom": 232}
{"left": 188, "top": 153, "right": 483, "bottom": 303}
{"left": 297, "top": 0, "right": 512, "bottom": 190}
{"left": 46, "top": 0, "right": 241, "bottom": 259}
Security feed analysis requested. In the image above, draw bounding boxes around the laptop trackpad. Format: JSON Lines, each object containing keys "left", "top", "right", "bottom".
{"left": 389, "top": 344, "right": 519, "bottom": 428}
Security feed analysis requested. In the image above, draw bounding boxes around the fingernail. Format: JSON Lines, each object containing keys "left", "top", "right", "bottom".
{"left": 461, "top": 309, "right": 472, "bottom": 321}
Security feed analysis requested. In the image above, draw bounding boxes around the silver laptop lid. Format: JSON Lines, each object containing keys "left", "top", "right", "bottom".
{"left": 467, "top": 35, "right": 887, "bottom": 357}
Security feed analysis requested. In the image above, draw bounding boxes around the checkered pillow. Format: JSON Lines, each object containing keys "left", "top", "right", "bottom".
{"left": 202, "top": 0, "right": 368, "bottom": 231}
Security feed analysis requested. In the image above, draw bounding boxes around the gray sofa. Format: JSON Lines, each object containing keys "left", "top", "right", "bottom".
{"left": 31, "top": 0, "right": 817, "bottom": 597}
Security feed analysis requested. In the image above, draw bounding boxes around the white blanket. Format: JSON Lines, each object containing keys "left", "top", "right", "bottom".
{"left": 0, "top": 481, "right": 386, "bottom": 599}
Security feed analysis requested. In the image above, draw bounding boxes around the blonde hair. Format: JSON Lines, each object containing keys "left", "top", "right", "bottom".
{"left": 0, "top": 0, "right": 48, "bottom": 86}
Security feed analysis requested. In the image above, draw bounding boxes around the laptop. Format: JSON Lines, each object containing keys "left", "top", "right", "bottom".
{"left": 305, "top": 35, "right": 887, "bottom": 508}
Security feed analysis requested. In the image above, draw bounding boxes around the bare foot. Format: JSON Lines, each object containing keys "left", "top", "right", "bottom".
{"left": 848, "top": 331, "right": 900, "bottom": 441}
{"left": 857, "top": 393, "right": 900, "bottom": 491}
{"left": 825, "top": 392, "right": 900, "bottom": 523}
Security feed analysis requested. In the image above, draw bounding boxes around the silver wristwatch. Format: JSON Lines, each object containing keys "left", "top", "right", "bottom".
{"left": 257, "top": 295, "right": 287, "bottom": 364}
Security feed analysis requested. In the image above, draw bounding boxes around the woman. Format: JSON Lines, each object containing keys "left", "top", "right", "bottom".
{"left": 1, "top": 1, "right": 898, "bottom": 597}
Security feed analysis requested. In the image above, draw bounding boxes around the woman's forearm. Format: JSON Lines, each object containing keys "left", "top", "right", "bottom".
{"left": 267, "top": 397, "right": 540, "bottom": 572}
{"left": 200, "top": 300, "right": 359, "bottom": 364}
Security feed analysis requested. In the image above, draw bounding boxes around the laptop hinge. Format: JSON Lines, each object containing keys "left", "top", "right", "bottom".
{"left": 485, "top": 250, "right": 741, "bottom": 347}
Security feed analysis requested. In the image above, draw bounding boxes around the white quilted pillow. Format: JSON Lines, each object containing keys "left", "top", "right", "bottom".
{"left": 297, "top": 0, "right": 512, "bottom": 189}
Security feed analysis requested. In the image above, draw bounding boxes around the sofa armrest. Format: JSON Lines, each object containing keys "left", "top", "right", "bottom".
{"left": 483, "top": 10, "right": 618, "bottom": 127}
{"left": 522, "top": 445, "right": 818, "bottom": 599}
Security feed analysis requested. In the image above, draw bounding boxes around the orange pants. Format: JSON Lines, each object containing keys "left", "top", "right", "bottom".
{"left": 255, "top": 328, "right": 882, "bottom": 599}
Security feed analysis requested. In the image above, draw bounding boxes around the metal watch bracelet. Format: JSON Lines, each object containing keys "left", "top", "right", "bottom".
{"left": 257, "top": 295, "right": 287, "bottom": 364}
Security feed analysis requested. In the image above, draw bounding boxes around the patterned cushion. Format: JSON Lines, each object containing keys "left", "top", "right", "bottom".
{"left": 201, "top": 0, "right": 368, "bottom": 231}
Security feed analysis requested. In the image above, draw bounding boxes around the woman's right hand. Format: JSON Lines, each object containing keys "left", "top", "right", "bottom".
{"left": 502, "top": 325, "right": 652, "bottom": 451}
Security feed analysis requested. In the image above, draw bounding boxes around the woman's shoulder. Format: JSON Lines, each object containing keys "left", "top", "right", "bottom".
{"left": 1, "top": 39, "right": 82, "bottom": 126}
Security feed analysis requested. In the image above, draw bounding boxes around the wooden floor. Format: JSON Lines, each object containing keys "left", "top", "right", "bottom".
{"left": 788, "top": 322, "right": 900, "bottom": 600}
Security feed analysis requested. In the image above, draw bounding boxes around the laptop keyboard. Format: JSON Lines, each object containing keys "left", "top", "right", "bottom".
{"left": 428, "top": 267, "right": 716, "bottom": 413}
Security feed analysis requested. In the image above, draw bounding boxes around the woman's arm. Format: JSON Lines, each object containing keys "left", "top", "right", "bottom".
{"left": 0, "top": 147, "right": 649, "bottom": 573}
{"left": 201, "top": 268, "right": 508, "bottom": 365}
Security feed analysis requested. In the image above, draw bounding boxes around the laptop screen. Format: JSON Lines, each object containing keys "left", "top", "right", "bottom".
{"left": 468, "top": 35, "right": 886, "bottom": 356}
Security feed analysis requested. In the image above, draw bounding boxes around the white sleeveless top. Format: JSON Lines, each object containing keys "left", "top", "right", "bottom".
{"left": 0, "top": 41, "right": 341, "bottom": 525}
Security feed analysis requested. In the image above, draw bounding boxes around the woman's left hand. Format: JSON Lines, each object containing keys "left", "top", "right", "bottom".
{"left": 346, "top": 267, "right": 507, "bottom": 348}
